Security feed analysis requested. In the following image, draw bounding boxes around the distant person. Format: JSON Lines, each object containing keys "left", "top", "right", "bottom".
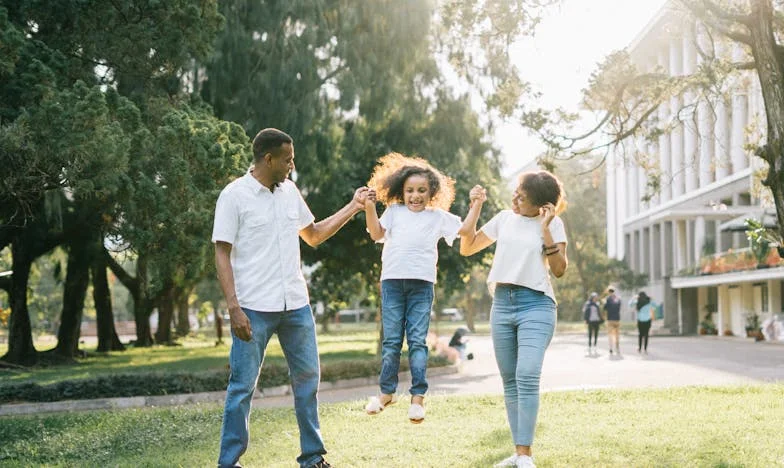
{"left": 363, "top": 153, "right": 462, "bottom": 424}
{"left": 634, "top": 291, "right": 656, "bottom": 354}
{"left": 582, "top": 292, "right": 602, "bottom": 354}
{"left": 212, "top": 128, "right": 370, "bottom": 468}
{"left": 603, "top": 288, "right": 622, "bottom": 354}
{"left": 459, "top": 170, "right": 568, "bottom": 468}
{"left": 448, "top": 326, "right": 473, "bottom": 361}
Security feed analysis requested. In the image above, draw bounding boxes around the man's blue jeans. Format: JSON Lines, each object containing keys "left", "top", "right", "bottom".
{"left": 379, "top": 279, "right": 434, "bottom": 396}
{"left": 218, "top": 304, "right": 326, "bottom": 468}
{"left": 491, "top": 284, "right": 556, "bottom": 447}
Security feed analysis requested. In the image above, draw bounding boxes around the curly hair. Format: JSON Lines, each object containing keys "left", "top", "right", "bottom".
{"left": 367, "top": 152, "right": 456, "bottom": 211}
{"left": 518, "top": 170, "right": 568, "bottom": 214}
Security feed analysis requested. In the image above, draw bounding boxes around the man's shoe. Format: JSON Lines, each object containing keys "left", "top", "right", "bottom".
{"left": 515, "top": 455, "right": 536, "bottom": 468}
{"left": 494, "top": 454, "right": 518, "bottom": 467}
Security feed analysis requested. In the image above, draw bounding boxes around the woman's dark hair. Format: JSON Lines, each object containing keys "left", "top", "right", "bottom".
{"left": 636, "top": 291, "right": 650, "bottom": 310}
{"left": 518, "top": 170, "right": 567, "bottom": 213}
{"left": 384, "top": 166, "right": 440, "bottom": 202}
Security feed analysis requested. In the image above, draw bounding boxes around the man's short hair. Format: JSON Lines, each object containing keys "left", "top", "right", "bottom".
{"left": 252, "top": 128, "right": 293, "bottom": 162}
{"left": 608, "top": 288, "right": 615, "bottom": 293}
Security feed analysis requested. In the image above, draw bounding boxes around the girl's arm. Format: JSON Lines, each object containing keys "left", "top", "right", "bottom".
{"left": 540, "top": 203, "right": 568, "bottom": 277}
{"left": 365, "top": 189, "right": 385, "bottom": 241}
{"left": 459, "top": 185, "right": 494, "bottom": 256}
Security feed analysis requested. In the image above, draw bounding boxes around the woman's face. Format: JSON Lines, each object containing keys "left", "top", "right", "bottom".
{"left": 403, "top": 174, "right": 431, "bottom": 212}
{"left": 512, "top": 187, "right": 540, "bottom": 217}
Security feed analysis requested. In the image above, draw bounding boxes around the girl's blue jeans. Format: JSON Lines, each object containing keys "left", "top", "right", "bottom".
{"left": 379, "top": 279, "right": 434, "bottom": 396}
{"left": 491, "top": 284, "right": 556, "bottom": 446}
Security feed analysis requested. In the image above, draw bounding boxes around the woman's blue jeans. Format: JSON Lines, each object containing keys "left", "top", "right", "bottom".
{"left": 379, "top": 279, "right": 434, "bottom": 396}
{"left": 491, "top": 284, "right": 556, "bottom": 446}
{"left": 218, "top": 304, "right": 326, "bottom": 468}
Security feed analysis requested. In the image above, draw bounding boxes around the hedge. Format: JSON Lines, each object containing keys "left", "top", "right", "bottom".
{"left": 0, "top": 356, "right": 450, "bottom": 404}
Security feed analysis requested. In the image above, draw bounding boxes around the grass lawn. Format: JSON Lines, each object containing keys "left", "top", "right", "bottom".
{"left": 1, "top": 384, "right": 782, "bottom": 467}
{"left": 0, "top": 329, "right": 380, "bottom": 386}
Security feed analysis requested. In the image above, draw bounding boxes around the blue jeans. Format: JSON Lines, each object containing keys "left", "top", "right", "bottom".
{"left": 379, "top": 279, "right": 434, "bottom": 396}
{"left": 218, "top": 304, "right": 326, "bottom": 468}
{"left": 491, "top": 284, "right": 556, "bottom": 446}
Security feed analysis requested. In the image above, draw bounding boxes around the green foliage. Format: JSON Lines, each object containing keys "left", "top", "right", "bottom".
{"left": 744, "top": 218, "right": 773, "bottom": 264}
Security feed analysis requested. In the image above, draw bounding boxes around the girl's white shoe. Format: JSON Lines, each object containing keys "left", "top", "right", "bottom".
{"left": 364, "top": 394, "right": 397, "bottom": 414}
{"left": 408, "top": 403, "right": 425, "bottom": 423}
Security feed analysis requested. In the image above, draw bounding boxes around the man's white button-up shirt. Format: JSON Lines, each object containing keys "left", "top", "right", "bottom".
{"left": 212, "top": 173, "right": 315, "bottom": 312}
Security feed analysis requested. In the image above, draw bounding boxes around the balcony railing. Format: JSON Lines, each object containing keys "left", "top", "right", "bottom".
{"left": 676, "top": 247, "right": 783, "bottom": 277}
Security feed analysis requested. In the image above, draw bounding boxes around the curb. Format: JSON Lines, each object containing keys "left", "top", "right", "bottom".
{"left": 0, "top": 364, "right": 460, "bottom": 417}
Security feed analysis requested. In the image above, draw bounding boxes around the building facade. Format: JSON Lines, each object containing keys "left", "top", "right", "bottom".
{"left": 606, "top": 3, "right": 782, "bottom": 338}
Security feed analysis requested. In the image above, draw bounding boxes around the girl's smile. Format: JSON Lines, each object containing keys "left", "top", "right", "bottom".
{"left": 403, "top": 174, "right": 431, "bottom": 212}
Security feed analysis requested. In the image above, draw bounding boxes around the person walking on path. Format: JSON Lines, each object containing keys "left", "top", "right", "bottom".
{"left": 212, "top": 128, "right": 370, "bottom": 468}
{"left": 634, "top": 291, "right": 656, "bottom": 354}
{"left": 458, "top": 170, "right": 568, "bottom": 468}
{"left": 603, "top": 288, "right": 622, "bottom": 354}
{"left": 582, "top": 292, "right": 602, "bottom": 355}
{"left": 362, "top": 152, "right": 462, "bottom": 424}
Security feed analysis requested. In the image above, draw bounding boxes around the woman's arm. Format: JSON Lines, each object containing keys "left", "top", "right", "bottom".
{"left": 459, "top": 185, "right": 494, "bottom": 256}
{"left": 540, "top": 203, "right": 568, "bottom": 277}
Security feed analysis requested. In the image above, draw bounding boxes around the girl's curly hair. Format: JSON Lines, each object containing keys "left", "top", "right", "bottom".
{"left": 367, "top": 152, "right": 455, "bottom": 211}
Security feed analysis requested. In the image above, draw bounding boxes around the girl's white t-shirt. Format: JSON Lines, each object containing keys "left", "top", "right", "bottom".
{"left": 480, "top": 209, "right": 567, "bottom": 303}
{"left": 378, "top": 204, "right": 462, "bottom": 283}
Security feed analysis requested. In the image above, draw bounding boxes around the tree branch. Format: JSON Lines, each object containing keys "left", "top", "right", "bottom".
{"left": 104, "top": 249, "right": 138, "bottom": 294}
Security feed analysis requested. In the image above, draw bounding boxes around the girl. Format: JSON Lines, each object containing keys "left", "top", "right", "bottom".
{"left": 459, "top": 171, "right": 568, "bottom": 468}
{"left": 363, "top": 152, "right": 462, "bottom": 424}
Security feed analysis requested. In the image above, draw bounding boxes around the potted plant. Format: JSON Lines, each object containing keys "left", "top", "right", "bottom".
{"left": 698, "top": 305, "right": 717, "bottom": 335}
{"left": 744, "top": 312, "right": 764, "bottom": 340}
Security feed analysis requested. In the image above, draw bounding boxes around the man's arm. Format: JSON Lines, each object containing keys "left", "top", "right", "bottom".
{"left": 299, "top": 187, "right": 369, "bottom": 247}
{"left": 215, "top": 241, "right": 252, "bottom": 341}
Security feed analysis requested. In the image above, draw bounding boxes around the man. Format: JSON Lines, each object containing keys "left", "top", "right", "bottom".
{"left": 604, "top": 287, "right": 622, "bottom": 354}
{"left": 582, "top": 292, "right": 602, "bottom": 355}
{"left": 212, "top": 128, "right": 369, "bottom": 468}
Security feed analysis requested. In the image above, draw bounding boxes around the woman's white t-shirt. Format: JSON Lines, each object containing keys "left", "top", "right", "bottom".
{"left": 378, "top": 204, "right": 462, "bottom": 283}
{"left": 480, "top": 209, "right": 567, "bottom": 303}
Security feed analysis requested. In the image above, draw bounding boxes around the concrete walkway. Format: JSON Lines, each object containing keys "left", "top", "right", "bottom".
{"left": 2, "top": 333, "right": 781, "bottom": 415}
{"left": 253, "top": 332, "right": 784, "bottom": 408}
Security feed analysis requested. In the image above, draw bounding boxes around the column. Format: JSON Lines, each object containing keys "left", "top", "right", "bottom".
{"left": 658, "top": 47, "right": 672, "bottom": 202}
{"left": 730, "top": 44, "right": 748, "bottom": 173}
{"left": 694, "top": 216, "right": 706, "bottom": 265}
{"left": 682, "top": 29, "right": 699, "bottom": 193}
{"left": 607, "top": 150, "right": 617, "bottom": 258}
{"left": 715, "top": 96, "right": 731, "bottom": 179}
{"left": 697, "top": 22, "right": 715, "bottom": 187}
{"left": 670, "top": 35, "right": 684, "bottom": 198}
{"left": 676, "top": 220, "right": 688, "bottom": 272}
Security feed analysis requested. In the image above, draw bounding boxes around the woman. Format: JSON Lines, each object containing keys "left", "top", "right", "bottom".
{"left": 635, "top": 291, "right": 655, "bottom": 354}
{"left": 458, "top": 171, "right": 568, "bottom": 468}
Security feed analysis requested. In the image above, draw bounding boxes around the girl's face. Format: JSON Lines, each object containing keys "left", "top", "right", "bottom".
{"left": 403, "top": 174, "right": 431, "bottom": 212}
{"left": 512, "top": 187, "right": 540, "bottom": 217}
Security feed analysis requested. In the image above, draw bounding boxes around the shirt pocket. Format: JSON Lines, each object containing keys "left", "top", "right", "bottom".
{"left": 244, "top": 212, "right": 272, "bottom": 232}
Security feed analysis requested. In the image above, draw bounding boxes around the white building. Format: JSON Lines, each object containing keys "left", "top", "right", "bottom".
{"left": 606, "top": 2, "right": 781, "bottom": 337}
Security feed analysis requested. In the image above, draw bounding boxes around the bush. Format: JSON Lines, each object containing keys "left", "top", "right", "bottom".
{"left": 0, "top": 357, "right": 450, "bottom": 404}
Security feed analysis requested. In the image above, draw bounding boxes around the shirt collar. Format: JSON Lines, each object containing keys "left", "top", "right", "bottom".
{"left": 241, "top": 171, "right": 276, "bottom": 194}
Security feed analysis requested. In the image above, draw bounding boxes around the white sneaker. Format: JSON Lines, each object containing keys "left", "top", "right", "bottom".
{"left": 516, "top": 455, "right": 536, "bottom": 468}
{"left": 408, "top": 403, "right": 425, "bottom": 424}
{"left": 494, "top": 454, "right": 518, "bottom": 467}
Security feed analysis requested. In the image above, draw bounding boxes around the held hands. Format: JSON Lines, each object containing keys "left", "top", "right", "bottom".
{"left": 352, "top": 186, "right": 371, "bottom": 212}
{"left": 469, "top": 185, "right": 487, "bottom": 207}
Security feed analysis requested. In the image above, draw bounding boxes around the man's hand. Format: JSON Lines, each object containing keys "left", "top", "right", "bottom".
{"left": 229, "top": 306, "right": 252, "bottom": 341}
{"left": 352, "top": 186, "right": 370, "bottom": 212}
{"left": 365, "top": 188, "right": 377, "bottom": 208}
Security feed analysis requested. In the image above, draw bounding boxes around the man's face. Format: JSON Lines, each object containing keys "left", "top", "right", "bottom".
{"left": 269, "top": 143, "right": 295, "bottom": 184}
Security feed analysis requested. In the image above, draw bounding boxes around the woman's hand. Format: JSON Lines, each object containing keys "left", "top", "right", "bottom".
{"left": 540, "top": 202, "right": 556, "bottom": 226}
{"left": 469, "top": 185, "right": 487, "bottom": 207}
{"left": 365, "top": 188, "right": 377, "bottom": 209}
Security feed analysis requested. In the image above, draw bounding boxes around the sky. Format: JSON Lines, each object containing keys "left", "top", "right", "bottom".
{"left": 498, "top": 0, "right": 669, "bottom": 175}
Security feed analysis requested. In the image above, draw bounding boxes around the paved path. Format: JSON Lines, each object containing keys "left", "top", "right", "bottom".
{"left": 255, "top": 333, "right": 784, "bottom": 408}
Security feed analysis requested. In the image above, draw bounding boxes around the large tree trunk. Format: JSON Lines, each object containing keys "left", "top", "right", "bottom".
{"left": 214, "top": 307, "right": 224, "bottom": 345}
{"left": 54, "top": 237, "right": 91, "bottom": 359}
{"left": 2, "top": 238, "right": 37, "bottom": 366}
{"left": 107, "top": 251, "right": 154, "bottom": 346}
{"left": 175, "top": 286, "right": 190, "bottom": 337}
{"left": 92, "top": 250, "right": 124, "bottom": 352}
{"left": 155, "top": 285, "right": 174, "bottom": 344}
